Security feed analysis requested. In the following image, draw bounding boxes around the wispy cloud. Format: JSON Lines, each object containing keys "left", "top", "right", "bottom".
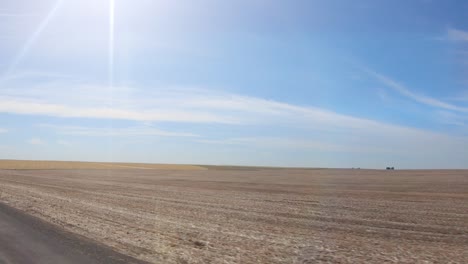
{"left": 1, "top": 76, "right": 465, "bottom": 137}
{"left": 3, "top": 73, "right": 468, "bottom": 168}
{"left": 365, "top": 69, "right": 468, "bottom": 113}
{"left": 39, "top": 124, "right": 198, "bottom": 138}
{"left": 28, "top": 138, "right": 45, "bottom": 145}
{"left": 0, "top": 97, "right": 238, "bottom": 124}
{"left": 0, "top": 70, "right": 73, "bottom": 83}
{"left": 197, "top": 137, "right": 393, "bottom": 154}
{"left": 57, "top": 139, "right": 72, "bottom": 146}
{"left": 447, "top": 92, "right": 468, "bottom": 102}
{"left": 0, "top": 81, "right": 441, "bottom": 144}
{"left": 434, "top": 110, "right": 468, "bottom": 127}
{"left": 0, "top": 128, "right": 8, "bottom": 133}
{"left": 0, "top": 13, "right": 36, "bottom": 17}
{"left": 0, "top": 74, "right": 436, "bottom": 136}
{"left": 447, "top": 28, "right": 468, "bottom": 42}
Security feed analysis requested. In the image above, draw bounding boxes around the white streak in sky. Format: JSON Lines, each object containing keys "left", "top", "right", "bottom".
{"left": 108, "top": 0, "right": 116, "bottom": 161}
{"left": 365, "top": 69, "right": 468, "bottom": 113}
{"left": 3, "top": 0, "right": 63, "bottom": 77}
{"left": 109, "top": 0, "right": 115, "bottom": 95}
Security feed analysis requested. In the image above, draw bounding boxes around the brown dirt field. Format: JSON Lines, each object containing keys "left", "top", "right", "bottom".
{"left": 0, "top": 164, "right": 467, "bottom": 263}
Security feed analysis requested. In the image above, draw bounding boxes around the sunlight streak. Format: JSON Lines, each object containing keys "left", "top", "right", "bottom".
{"left": 109, "top": 0, "right": 115, "bottom": 93}
{"left": 3, "top": 0, "right": 63, "bottom": 77}
{"left": 108, "top": 0, "right": 115, "bottom": 162}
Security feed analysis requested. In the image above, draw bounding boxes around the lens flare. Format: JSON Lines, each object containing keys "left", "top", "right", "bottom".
{"left": 108, "top": 0, "right": 115, "bottom": 162}
{"left": 4, "top": 0, "right": 63, "bottom": 77}
{"left": 109, "top": 0, "right": 115, "bottom": 92}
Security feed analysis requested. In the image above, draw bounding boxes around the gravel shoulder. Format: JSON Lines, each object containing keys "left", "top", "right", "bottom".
{"left": 0, "top": 201, "right": 147, "bottom": 264}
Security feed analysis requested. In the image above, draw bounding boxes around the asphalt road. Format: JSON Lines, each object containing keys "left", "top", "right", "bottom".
{"left": 0, "top": 202, "right": 146, "bottom": 264}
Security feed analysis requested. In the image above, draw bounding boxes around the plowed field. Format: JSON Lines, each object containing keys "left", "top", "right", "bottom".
{"left": 0, "top": 161, "right": 466, "bottom": 263}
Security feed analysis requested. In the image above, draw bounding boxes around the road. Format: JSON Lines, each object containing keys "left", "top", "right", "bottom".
{"left": 0, "top": 202, "right": 145, "bottom": 264}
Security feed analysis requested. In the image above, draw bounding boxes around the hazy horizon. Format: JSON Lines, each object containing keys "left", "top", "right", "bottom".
{"left": 2, "top": 159, "right": 468, "bottom": 171}
{"left": 1, "top": 0, "right": 468, "bottom": 169}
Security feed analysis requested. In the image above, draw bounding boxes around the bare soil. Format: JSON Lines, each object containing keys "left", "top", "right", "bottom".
{"left": 0, "top": 162, "right": 467, "bottom": 263}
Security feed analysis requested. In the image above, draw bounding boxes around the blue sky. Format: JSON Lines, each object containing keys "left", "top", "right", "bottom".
{"left": 1, "top": 0, "right": 468, "bottom": 168}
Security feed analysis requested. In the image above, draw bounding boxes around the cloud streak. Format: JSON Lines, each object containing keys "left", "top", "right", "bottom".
{"left": 434, "top": 110, "right": 468, "bottom": 127}
{"left": 448, "top": 28, "right": 468, "bottom": 42}
{"left": 365, "top": 69, "right": 468, "bottom": 113}
{"left": 2, "top": 73, "right": 468, "bottom": 168}
{"left": 0, "top": 97, "right": 238, "bottom": 124}
{"left": 364, "top": 28, "right": 468, "bottom": 113}
{"left": 0, "top": 13, "right": 36, "bottom": 17}
{"left": 57, "top": 139, "right": 72, "bottom": 146}
{"left": 0, "top": 79, "right": 437, "bottom": 136}
{"left": 28, "top": 138, "right": 45, "bottom": 145}
{"left": 2, "top": 74, "right": 466, "bottom": 139}
{"left": 39, "top": 124, "right": 198, "bottom": 138}
{"left": 197, "top": 137, "right": 394, "bottom": 154}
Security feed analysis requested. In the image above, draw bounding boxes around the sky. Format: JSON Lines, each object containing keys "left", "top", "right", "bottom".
{"left": 1, "top": 0, "right": 468, "bottom": 168}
